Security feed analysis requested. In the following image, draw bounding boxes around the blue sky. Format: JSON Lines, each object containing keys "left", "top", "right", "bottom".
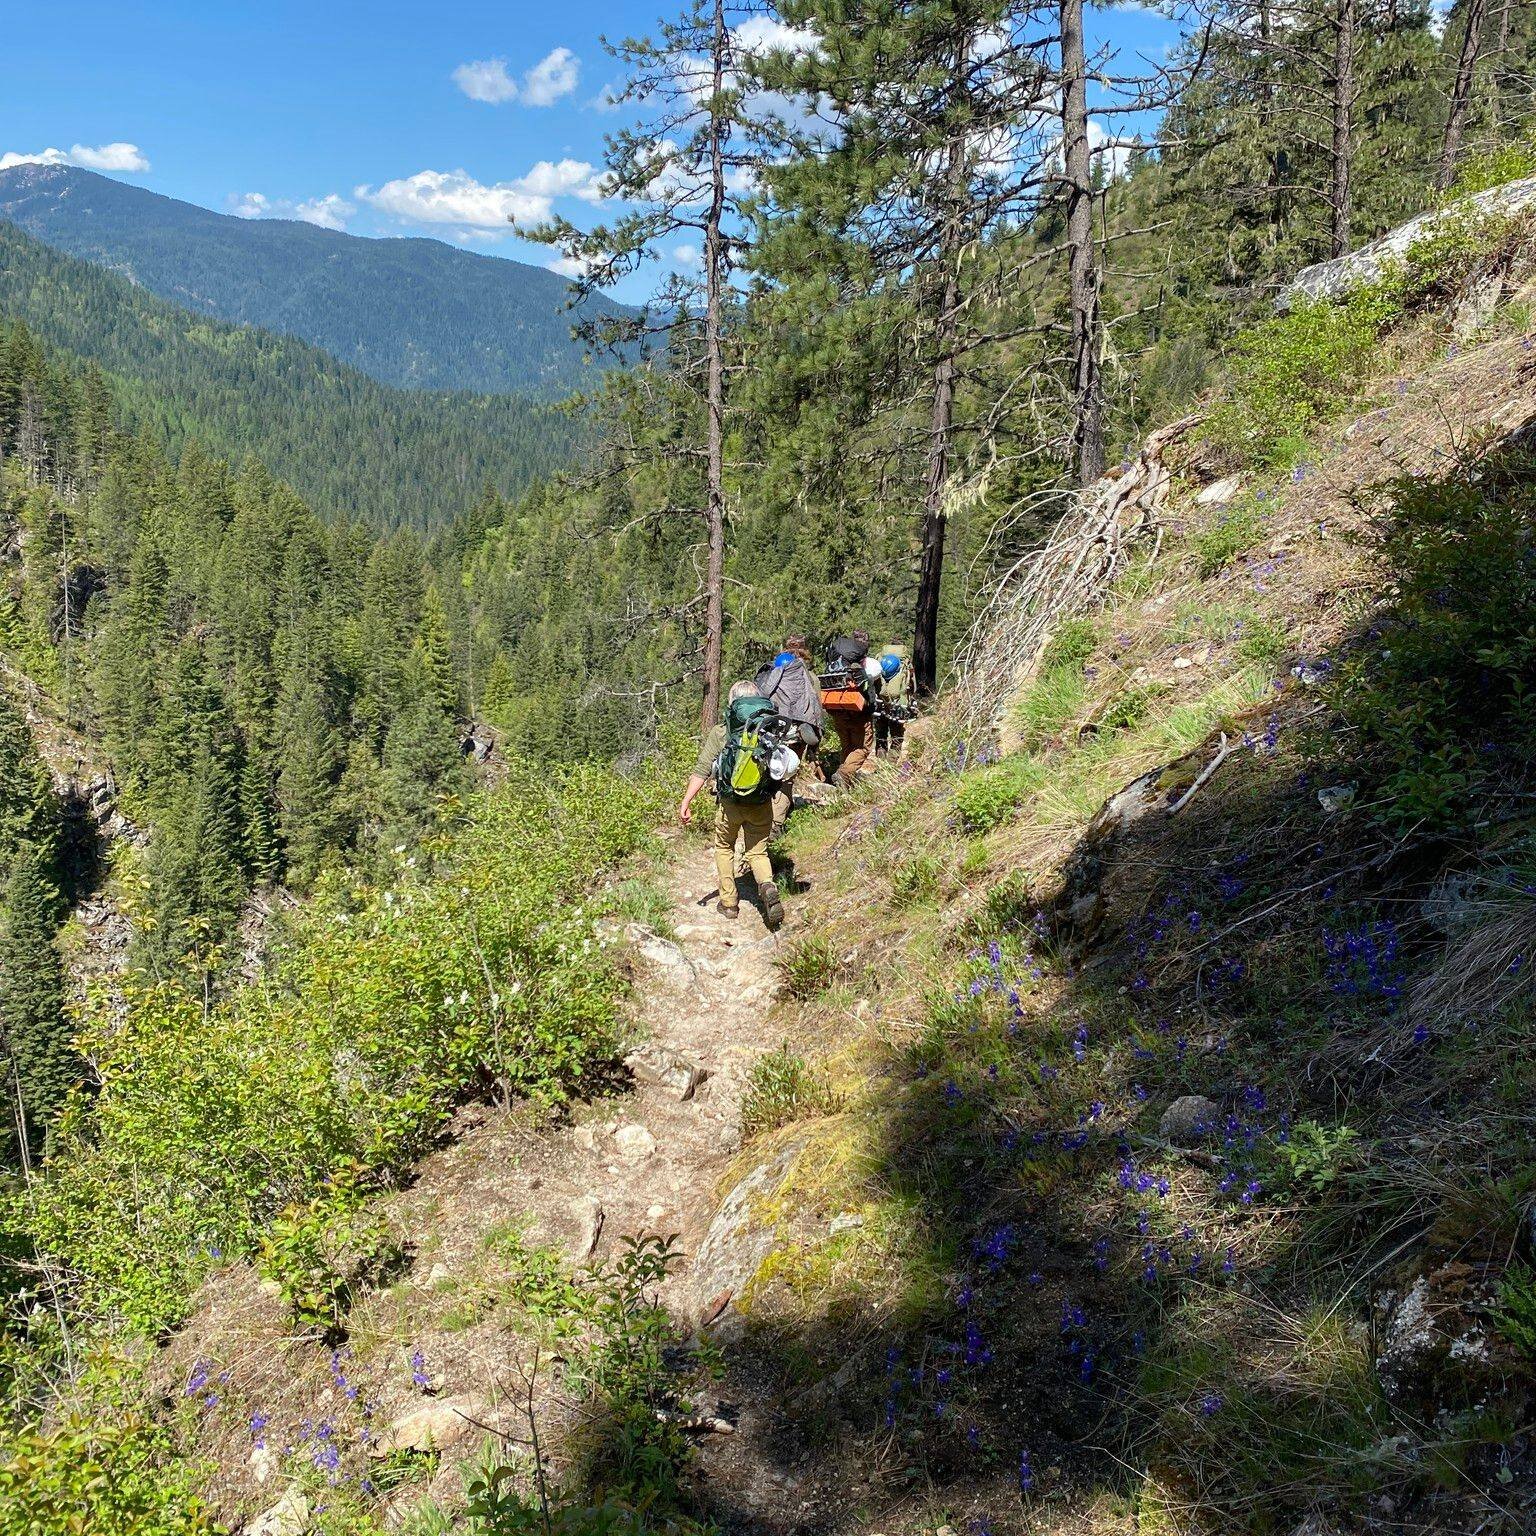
{"left": 4, "top": 1, "right": 1185, "bottom": 301}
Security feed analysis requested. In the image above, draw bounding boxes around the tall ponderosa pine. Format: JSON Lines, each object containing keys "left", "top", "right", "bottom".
{"left": 527, "top": 0, "right": 785, "bottom": 728}
{"left": 761, "top": 0, "right": 1062, "bottom": 692}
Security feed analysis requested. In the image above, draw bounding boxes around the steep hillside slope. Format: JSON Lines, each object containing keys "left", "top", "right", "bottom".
{"left": 0, "top": 221, "right": 582, "bottom": 529}
{"left": 10, "top": 192, "right": 1536, "bottom": 1536}
{"left": 0, "top": 164, "right": 630, "bottom": 396}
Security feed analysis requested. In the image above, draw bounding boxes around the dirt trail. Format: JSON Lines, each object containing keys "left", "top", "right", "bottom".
{"left": 386, "top": 824, "right": 790, "bottom": 1332}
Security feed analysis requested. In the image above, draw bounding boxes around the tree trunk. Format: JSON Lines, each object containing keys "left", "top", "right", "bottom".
{"left": 699, "top": 0, "right": 729, "bottom": 731}
{"left": 1439, "top": 0, "right": 1489, "bottom": 188}
{"left": 1062, "top": 0, "right": 1105, "bottom": 486}
{"left": 912, "top": 38, "right": 970, "bottom": 699}
{"left": 1330, "top": 0, "right": 1356, "bottom": 258}
{"left": 1494, "top": 0, "right": 1514, "bottom": 126}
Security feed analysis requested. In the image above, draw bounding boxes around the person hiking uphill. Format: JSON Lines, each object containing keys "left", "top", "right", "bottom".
{"left": 755, "top": 632, "right": 824, "bottom": 835}
{"left": 820, "top": 629, "right": 880, "bottom": 788}
{"left": 678, "top": 681, "right": 786, "bottom": 930}
{"left": 873, "top": 642, "right": 913, "bottom": 758}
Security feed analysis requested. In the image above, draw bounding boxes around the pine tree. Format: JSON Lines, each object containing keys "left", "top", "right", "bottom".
{"left": 0, "top": 847, "right": 71, "bottom": 1147}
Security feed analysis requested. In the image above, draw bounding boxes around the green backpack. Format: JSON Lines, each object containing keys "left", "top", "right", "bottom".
{"left": 715, "top": 694, "right": 778, "bottom": 804}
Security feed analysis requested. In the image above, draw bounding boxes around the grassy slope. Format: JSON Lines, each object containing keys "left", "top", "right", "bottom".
{"left": 725, "top": 278, "right": 1536, "bottom": 1534}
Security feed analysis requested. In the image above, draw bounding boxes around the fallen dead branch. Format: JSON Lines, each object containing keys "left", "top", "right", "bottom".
{"left": 951, "top": 413, "right": 1200, "bottom": 741}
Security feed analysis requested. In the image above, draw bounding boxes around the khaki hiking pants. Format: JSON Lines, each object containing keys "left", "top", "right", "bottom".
{"left": 715, "top": 798, "right": 773, "bottom": 910}
{"left": 827, "top": 706, "right": 873, "bottom": 780}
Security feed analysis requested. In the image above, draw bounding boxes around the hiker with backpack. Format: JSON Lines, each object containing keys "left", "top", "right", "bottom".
{"left": 873, "top": 642, "right": 914, "bottom": 758}
{"left": 754, "top": 633, "right": 825, "bottom": 834}
{"left": 677, "top": 681, "right": 787, "bottom": 930}
{"left": 819, "top": 629, "right": 880, "bottom": 788}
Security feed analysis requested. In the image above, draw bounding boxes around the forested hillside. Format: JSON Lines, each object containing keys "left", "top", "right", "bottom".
{"left": 4, "top": 0, "right": 1536, "bottom": 1533}
{"left": 0, "top": 223, "right": 582, "bottom": 530}
{"left": 0, "top": 164, "right": 632, "bottom": 396}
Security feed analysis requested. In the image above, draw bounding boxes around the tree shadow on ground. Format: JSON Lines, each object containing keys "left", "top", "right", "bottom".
{"left": 668, "top": 420, "right": 1536, "bottom": 1536}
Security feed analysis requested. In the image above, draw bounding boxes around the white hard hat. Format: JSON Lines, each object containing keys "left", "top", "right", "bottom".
{"left": 862, "top": 656, "right": 882, "bottom": 679}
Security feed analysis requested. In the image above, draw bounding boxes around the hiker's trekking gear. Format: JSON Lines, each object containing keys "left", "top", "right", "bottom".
{"left": 716, "top": 899, "right": 740, "bottom": 919}
{"left": 715, "top": 694, "right": 779, "bottom": 804}
{"left": 880, "top": 652, "right": 901, "bottom": 680}
{"left": 760, "top": 881, "right": 784, "bottom": 931}
{"left": 755, "top": 655, "right": 824, "bottom": 747}
{"left": 821, "top": 636, "right": 875, "bottom": 711}
{"left": 769, "top": 744, "right": 801, "bottom": 782}
{"left": 773, "top": 650, "right": 795, "bottom": 667}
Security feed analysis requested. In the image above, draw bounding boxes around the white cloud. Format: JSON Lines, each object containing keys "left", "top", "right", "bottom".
{"left": 547, "top": 252, "right": 596, "bottom": 277}
{"left": 230, "top": 190, "right": 355, "bottom": 230}
{"left": 521, "top": 46, "right": 580, "bottom": 107}
{"left": 515, "top": 157, "right": 608, "bottom": 202}
{"left": 731, "top": 16, "right": 817, "bottom": 58}
{"left": 355, "top": 159, "right": 604, "bottom": 230}
{"left": 453, "top": 58, "right": 519, "bottom": 104}
{"left": 68, "top": 141, "right": 151, "bottom": 171}
{"left": 230, "top": 191, "right": 272, "bottom": 218}
{"left": 589, "top": 80, "right": 626, "bottom": 113}
{"left": 672, "top": 242, "right": 701, "bottom": 269}
{"left": 293, "top": 193, "right": 354, "bottom": 230}
{"left": 453, "top": 46, "right": 579, "bottom": 107}
{"left": 1, "top": 141, "right": 150, "bottom": 173}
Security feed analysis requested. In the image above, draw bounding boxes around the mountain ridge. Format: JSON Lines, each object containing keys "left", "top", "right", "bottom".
{"left": 0, "top": 163, "right": 628, "bottom": 396}
{"left": 0, "top": 218, "right": 583, "bottom": 529}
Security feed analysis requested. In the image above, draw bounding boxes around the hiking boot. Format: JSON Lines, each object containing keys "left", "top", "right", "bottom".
{"left": 715, "top": 900, "right": 740, "bottom": 920}
{"left": 760, "top": 882, "right": 784, "bottom": 931}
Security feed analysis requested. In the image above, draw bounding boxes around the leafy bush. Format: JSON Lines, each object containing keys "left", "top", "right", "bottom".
{"left": 954, "top": 756, "right": 1048, "bottom": 834}
{"left": 1206, "top": 206, "right": 1527, "bottom": 470}
{"left": 1100, "top": 679, "right": 1170, "bottom": 732}
{"left": 259, "top": 1175, "right": 402, "bottom": 1338}
{"left": 1452, "top": 140, "right": 1536, "bottom": 197}
{"left": 776, "top": 934, "right": 837, "bottom": 1000}
{"left": 1494, "top": 1263, "right": 1536, "bottom": 1359}
{"left": 1268, "top": 1120, "right": 1362, "bottom": 1195}
{"left": 0, "top": 1417, "right": 218, "bottom": 1535}
{"left": 19, "top": 766, "right": 658, "bottom": 1332}
{"left": 890, "top": 852, "right": 945, "bottom": 908}
{"left": 1194, "top": 498, "right": 1271, "bottom": 577}
{"left": 742, "top": 1043, "right": 837, "bottom": 1137}
{"left": 1207, "top": 290, "right": 1400, "bottom": 467}
{"left": 1326, "top": 440, "right": 1536, "bottom": 830}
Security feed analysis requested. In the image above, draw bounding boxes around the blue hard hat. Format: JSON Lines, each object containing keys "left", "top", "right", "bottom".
{"left": 880, "top": 652, "right": 901, "bottom": 679}
{"left": 773, "top": 650, "right": 795, "bottom": 667}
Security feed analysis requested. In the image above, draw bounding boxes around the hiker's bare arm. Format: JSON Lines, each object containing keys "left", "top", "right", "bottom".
{"left": 678, "top": 773, "right": 707, "bottom": 825}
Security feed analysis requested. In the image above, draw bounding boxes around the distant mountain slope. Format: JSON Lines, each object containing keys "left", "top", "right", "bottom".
{"left": 0, "top": 164, "right": 626, "bottom": 396}
{"left": 0, "top": 219, "right": 584, "bottom": 530}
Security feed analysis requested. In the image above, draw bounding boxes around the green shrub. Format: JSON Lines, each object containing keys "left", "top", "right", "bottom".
{"left": 1193, "top": 498, "right": 1270, "bottom": 577}
{"left": 775, "top": 934, "right": 837, "bottom": 1000}
{"left": 1206, "top": 290, "right": 1401, "bottom": 467}
{"left": 1267, "top": 1120, "right": 1362, "bottom": 1195}
{"left": 954, "top": 756, "right": 1048, "bottom": 834}
{"left": 1452, "top": 140, "right": 1536, "bottom": 197}
{"left": 0, "top": 1417, "right": 218, "bottom": 1535}
{"left": 19, "top": 766, "right": 658, "bottom": 1333}
{"left": 259, "top": 1177, "right": 402, "bottom": 1338}
{"left": 890, "top": 852, "right": 945, "bottom": 908}
{"left": 1494, "top": 1263, "right": 1536, "bottom": 1359}
{"left": 742, "top": 1044, "right": 836, "bottom": 1137}
{"left": 1326, "top": 442, "right": 1536, "bottom": 830}
{"left": 1235, "top": 616, "right": 1290, "bottom": 669}
{"left": 1100, "top": 679, "right": 1170, "bottom": 732}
